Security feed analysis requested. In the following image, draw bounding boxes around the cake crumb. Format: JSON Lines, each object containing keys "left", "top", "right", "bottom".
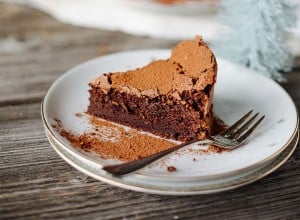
{"left": 208, "top": 145, "right": 231, "bottom": 153}
{"left": 75, "top": 112, "right": 84, "bottom": 118}
{"left": 167, "top": 166, "right": 177, "bottom": 172}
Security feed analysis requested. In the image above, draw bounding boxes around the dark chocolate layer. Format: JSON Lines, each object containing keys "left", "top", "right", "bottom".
{"left": 87, "top": 86, "right": 213, "bottom": 142}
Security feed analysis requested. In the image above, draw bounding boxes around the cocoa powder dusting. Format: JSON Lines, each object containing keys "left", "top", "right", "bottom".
{"left": 52, "top": 114, "right": 229, "bottom": 162}
{"left": 52, "top": 115, "right": 175, "bottom": 161}
{"left": 92, "top": 36, "right": 217, "bottom": 99}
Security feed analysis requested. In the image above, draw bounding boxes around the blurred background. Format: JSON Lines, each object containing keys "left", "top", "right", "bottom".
{"left": 2, "top": 0, "right": 300, "bottom": 55}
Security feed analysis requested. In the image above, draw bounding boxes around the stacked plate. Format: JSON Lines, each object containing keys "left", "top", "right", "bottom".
{"left": 42, "top": 50, "right": 299, "bottom": 195}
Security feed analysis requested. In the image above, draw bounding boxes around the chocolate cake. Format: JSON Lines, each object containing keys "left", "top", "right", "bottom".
{"left": 87, "top": 36, "right": 217, "bottom": 142}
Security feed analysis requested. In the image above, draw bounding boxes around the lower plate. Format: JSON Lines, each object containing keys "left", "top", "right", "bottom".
{"left": 46, "top": 129, "right": 298, "bottom": 195}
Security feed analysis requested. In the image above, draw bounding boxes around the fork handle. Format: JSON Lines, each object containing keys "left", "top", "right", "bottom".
{"left": 102, "top": 139, "right": 211, "bottom": 176}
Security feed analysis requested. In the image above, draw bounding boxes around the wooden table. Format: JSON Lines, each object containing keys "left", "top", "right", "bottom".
{"left": 1, "top": 3, "right": 300, "bottom": 219}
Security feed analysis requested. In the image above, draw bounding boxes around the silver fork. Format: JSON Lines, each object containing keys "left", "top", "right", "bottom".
{"left": 103, "top": 110, "right": 265, "bottom": 175}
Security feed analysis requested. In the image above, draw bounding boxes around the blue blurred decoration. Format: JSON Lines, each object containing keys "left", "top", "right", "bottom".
{"left": 213, "top": 0, "right": 297, "bottom": 81}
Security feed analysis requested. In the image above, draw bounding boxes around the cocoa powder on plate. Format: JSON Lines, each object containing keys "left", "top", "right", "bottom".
{"left": 52, "top": 114, "right": 228, "bottom": 162}
{"left": 53, "top": 116, "right": 176, "bottom": 161}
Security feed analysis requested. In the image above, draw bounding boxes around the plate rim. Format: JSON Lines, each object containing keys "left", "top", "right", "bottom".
{"left": 42, "top": 49, "right": 299, "bottom": 181}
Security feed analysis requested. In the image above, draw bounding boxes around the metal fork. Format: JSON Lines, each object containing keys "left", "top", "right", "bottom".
{"left": 103, "top": 110, "right": 265, "bottom": 175}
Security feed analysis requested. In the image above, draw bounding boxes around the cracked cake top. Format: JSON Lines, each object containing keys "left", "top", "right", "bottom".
{"left": 90, "top": 36, "right": 217, "bottom": 100}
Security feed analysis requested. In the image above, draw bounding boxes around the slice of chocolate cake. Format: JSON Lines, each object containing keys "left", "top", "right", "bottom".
{"left": 88, "top": 36, "right": 217, "bottom": 142}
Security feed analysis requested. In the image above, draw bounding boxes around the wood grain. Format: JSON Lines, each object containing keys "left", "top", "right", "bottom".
{"left": 0, "top": 3, "right": 299, "bottom": 220}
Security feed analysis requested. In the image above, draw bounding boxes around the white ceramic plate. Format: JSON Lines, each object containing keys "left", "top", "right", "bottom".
{"left": 42, "top": 50, "right": 298, "bottom": 181}
{"left": 45, "top": 128, "right": 298, "bottom": 195}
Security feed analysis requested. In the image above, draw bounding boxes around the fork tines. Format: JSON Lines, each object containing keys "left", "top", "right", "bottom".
{"left": 223, "top": 110, "right": 265, "bottom": 143}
